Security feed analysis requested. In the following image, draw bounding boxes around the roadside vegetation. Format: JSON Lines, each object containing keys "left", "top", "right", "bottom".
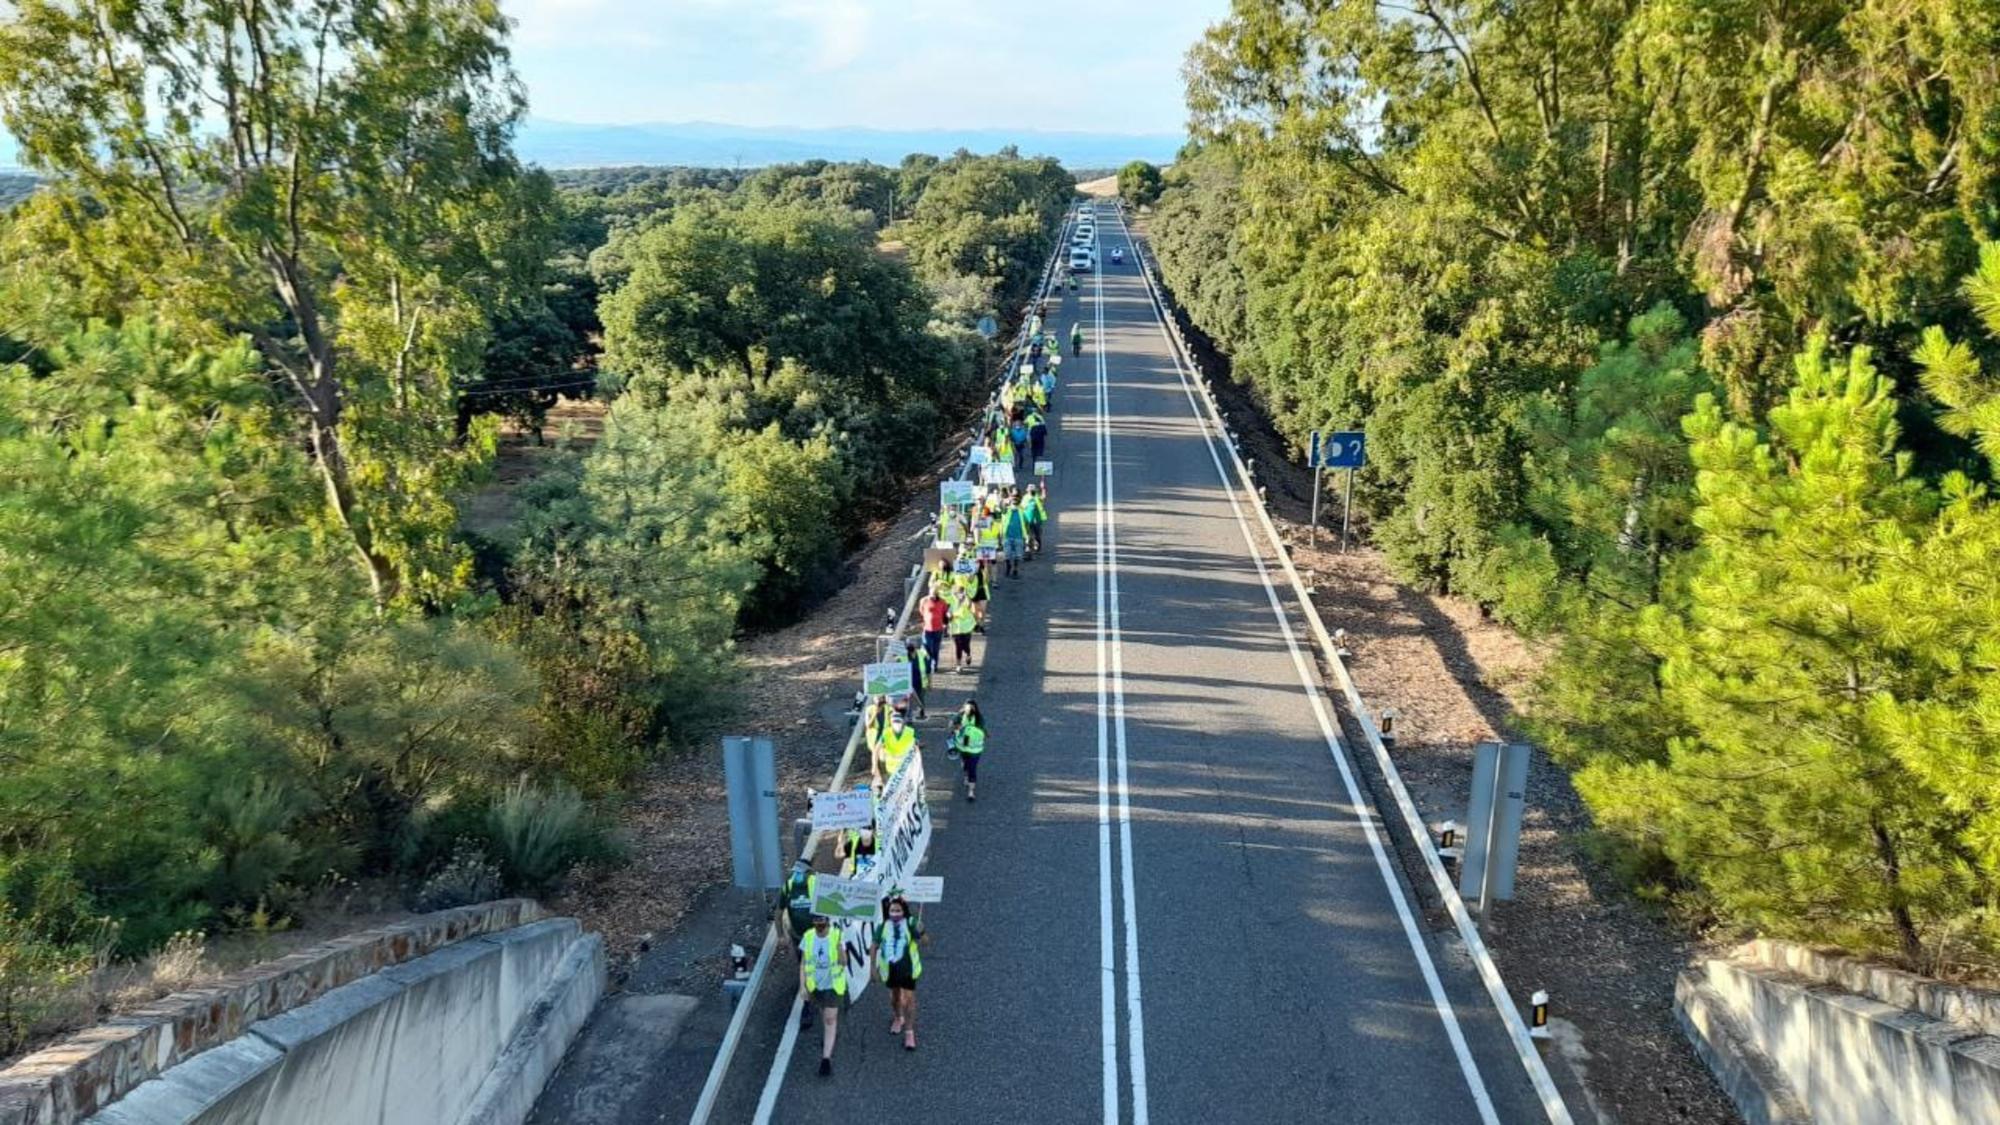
{"left": 1158, "top": 0, "right": 2000, "bottom": 973}
{"left": 0, "top": 2, "right": 1066, "bottom": 1056}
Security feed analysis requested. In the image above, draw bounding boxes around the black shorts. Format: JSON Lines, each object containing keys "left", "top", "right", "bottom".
{"left": 885, "top": 960, "right": 918, "bottom": 990}
{"left": 960, "top": 752, "right": 981, "bottom": 782}
{"left": 952, "top": 633, "right": 973, "bottom": 658}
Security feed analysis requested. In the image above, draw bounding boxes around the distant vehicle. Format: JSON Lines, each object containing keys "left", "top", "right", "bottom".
{"left": 1069, "top": 248, "right": 1094, "bottom": 271}
{"left": 1071, "top": 227, "right": 1094, "bottom": 245}
{"left": 1111, "top": 247, "right": 1124, "bottom": 265}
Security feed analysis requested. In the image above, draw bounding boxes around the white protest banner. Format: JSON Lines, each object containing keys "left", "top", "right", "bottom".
{"left": 1034, "top": 460, "right": 1053, "bottom": 476}
{"left": 811, "top": 874, "right": 883, "bottom": 924}
{"left": 940, "top": 480, "right": 976, "bottom": 508}
{"left": 874, "top": 751, "right": 931, "bottom": 888}
{"left": 862, "top": 661, "right": 913, "bottom": 698}
{"left": 895, "top": 875, "right": 943, "bottom": 904}
{"left": 833, "top": 751, "right": 931, "bottom": 998}
{"left": 969, "top": 446, "right": 990, "bottom": 466}
{"left": 983, "top": 461, "right": 1016, "bottom": 486}
{"left": 810, "top": 788, "right": 874, "bottom": 832}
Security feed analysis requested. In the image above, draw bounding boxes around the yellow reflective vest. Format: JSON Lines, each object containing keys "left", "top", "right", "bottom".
{"left": 879, "top": 724, "right": 918, "bottom": 777}
{"left": 801, "top": 928, "right": 847, "bottom": 994}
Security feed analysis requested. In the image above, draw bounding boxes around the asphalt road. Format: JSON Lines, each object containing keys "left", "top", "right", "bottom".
{"left": 708, "top": 207, "right": 1551, "bottom": 1124}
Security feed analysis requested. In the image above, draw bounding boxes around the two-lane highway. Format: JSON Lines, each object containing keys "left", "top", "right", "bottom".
{"left": 711, "top": 205, "right": 1551, "bottom": 1124}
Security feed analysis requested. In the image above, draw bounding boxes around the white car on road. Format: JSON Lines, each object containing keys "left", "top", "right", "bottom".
{"left": 1069, "top": 247, "right": 1094, "bottom": 271}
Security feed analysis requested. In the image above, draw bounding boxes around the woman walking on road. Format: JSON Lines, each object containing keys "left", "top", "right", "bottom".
{"left": 876, "top": 895, "right": 925, "bottom": 1051}
{"left": 947, "top": 587, "right": 977, "bottom": 673}
{"left": 950, "top": 699, "right": 986, "bottom": 801}
{"left": 800, "top": 915, "right": 847, "bottom": 1076}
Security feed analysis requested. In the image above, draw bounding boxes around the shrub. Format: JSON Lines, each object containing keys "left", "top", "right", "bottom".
{"left": 483, "top": 781, "right": 615, "bottom": 896}
{"left": 410, "top": 844, "right": 502, "bottom": 914}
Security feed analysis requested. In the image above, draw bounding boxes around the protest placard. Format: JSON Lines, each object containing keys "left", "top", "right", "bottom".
{"left": 983, "top": 461, "right": 1016, "bottom": 486}
{"left": 896, "top": 875, "right": 943, "bottom": 903}
{"left": 977, "top": 546, "right": 997, "bottom": 561}
{"left": 968, "top": 446, "right": 990, "bottom": 466}
{"left": 862, "top": 661, "right": 913, "bottom": 698}
{"left": 811, "top": 874, "right": 883, "bottom": 924}
{"left": 940, "top": 480, "right": 976, "bottom": 508}
{"left": 1034, "top": 460, "right": 1053, "bottom": 476}
{"left": 952, "top": 557, "right": 979, "bottom": 576}
{"left": 811, "top": 788, "right": 874, "bottom": 832}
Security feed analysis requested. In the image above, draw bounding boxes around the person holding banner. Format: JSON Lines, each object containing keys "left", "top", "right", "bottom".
{"left": 876, "top": 895, "right": 925, "bottom": 1051}
{"left": 800, "top": 915, "right": 847, "bottom": 1076}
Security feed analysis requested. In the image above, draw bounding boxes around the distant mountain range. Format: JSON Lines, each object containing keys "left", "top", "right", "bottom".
{"left": 0, "top": 119, "right": 1183, "bottom": 174}
{"left": 514, "top": 119, "right": 1182, "bottom": 170}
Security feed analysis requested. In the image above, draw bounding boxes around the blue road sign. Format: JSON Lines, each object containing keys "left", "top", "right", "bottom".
{"left": 1323, "top": 431, "right": 1366, "bottom": 469}
{"left": 1308, "top": 430, "right": 1322, "bottom": 468}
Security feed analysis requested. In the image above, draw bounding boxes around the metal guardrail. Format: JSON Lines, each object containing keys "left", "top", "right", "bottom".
{"left": 1118, "top": 203, "right": 1575, "bottom": 1125}
{"left": 687, "top": 213, "right": 1080, "bottom": 1125}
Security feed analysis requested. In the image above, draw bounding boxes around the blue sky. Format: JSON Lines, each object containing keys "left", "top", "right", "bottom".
{"left": 504, "top": 0, "right": 1225, "bottom": 135}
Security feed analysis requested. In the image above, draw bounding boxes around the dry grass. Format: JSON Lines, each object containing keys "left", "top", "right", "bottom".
{"left": 1076, "top": 175, "right": 1119, "bottom": 198}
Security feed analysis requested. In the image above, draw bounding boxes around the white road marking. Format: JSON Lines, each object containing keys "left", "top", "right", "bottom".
{"left": 1095, "top": 243, "right": 1151, "bottom": 1125}
{"left": 1095, "top": 248, "right": 1120, "bottom": 1125}
{"left": 1109, "top": 208, "right": 1502, "bottom": 1125}
{"left": 751, "top": 995, "right": 803, "bottom": 1122}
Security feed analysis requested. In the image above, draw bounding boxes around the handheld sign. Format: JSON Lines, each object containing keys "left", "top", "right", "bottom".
{"left": 952, "top": 557, "right": 979, "bottom": 576}
{"left": 984, "top": 462, "right": 1016, "bottom": 486}
{"left": 811, "top": 788, "right": 875, "bottom": 832}
{"left": 811, "top": 874, "right": 883, "bottom": 924}
{"left": 897, "top": 875, "right": 944, "bottom": 904}
{"left": 940, "top": 480, "right": 976, "bottom": 507}
{"left": 862, "top": 661, "right": 913, "bottom": 698}
{"left": 976, "top": 546, "right": 998, "bottom": 561}
{"left": 1034, "top": 460, "right": 1053, "bottom": 476}
{"left": 969, "top": 446, "right": 991, "bottom": 466}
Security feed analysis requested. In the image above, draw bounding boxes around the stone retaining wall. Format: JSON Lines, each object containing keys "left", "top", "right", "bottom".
{"left": 0, "top": 900, "right": 544, "bottom": 1125}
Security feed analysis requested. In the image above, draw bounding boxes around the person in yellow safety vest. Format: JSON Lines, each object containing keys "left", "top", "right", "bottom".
{"left": 947, "top": 585, "right": 977, "bottom": 673}
{"left": 865, "top": 694, "right": 890, "bottom": 751}
{"left": 952, "top": 699, "right": 987, "bottom": 801}
{"left": 875, "top": 708, "right": 919, "bottom": 781}
{"left": 999, "top": 380, "right": 1016, "bottom": 414}
{"left": 903, "top": 637, "right": 932, "bottom": 718}
{"left": 838, "top": 825, "right": 877, "bottom": 876}
{"left": 1025, "top": 486, "right": 1048, "bottom": 555}
{"left": 1029, "top": 378, "right": 1048, "bottom": 411}
{"left": 800, "top": 915, "right": 847, "bottom": 1076}
{"left": 876, "top": 895, "right": 925, "bottom": 1051}
{"left": 777, "top": 860, "right": 818, "bottom": 1030}
{"left": 992, "top": 424, "right": 1015, "bottom": 466}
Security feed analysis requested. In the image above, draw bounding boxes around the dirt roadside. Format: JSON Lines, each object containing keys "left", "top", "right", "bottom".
{"left": 1135, "top": 218, "right": 1740, "bottom": 1125}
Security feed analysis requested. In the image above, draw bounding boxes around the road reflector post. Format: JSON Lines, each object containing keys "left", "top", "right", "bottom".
{"left": 1530, "top": 990, "right": 1552, "bottom": 1041}
{"left": 1379, "top": 707, "right": 1398, "bottom": 746}
{"left": 722, "top": 944, "right": 754, "bottom": 1009}
{"left": 1438, "top": 818, "right": 1462, "bottom": 857}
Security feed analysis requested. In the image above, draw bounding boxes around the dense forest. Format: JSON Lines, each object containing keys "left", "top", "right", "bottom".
{"left": 0, "top": 2, "right": 1069, "bottom": 1053}
{"left": 1156, "top": 0, "right": 2000, "bottom": 971}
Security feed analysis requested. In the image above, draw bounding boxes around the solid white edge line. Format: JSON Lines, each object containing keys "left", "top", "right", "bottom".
{"left": 751, "top": 996, "right": 804, "bottom": 1121}
{"left": 1095, "top": 244, "right": 1121, "bottom": 1125}
{"left": 1109, "top": 208, "right": 1509, "bottom": 1122}
{"left": 1115, "top": 205, "right": 1575, "bottom": 1125}
{"left": 724, "top": 230, "right": 1077, "bottom": 1125}
{"left": 1098, "top": 251, "right": 1151, "bottom": 1125}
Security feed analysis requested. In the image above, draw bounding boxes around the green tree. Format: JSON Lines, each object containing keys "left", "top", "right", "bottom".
{"left": 0, "top": 0, "right": 537, "bottom": 606}
{"left": 1117, "top": 160, "right": 1163, "bottom": 207}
